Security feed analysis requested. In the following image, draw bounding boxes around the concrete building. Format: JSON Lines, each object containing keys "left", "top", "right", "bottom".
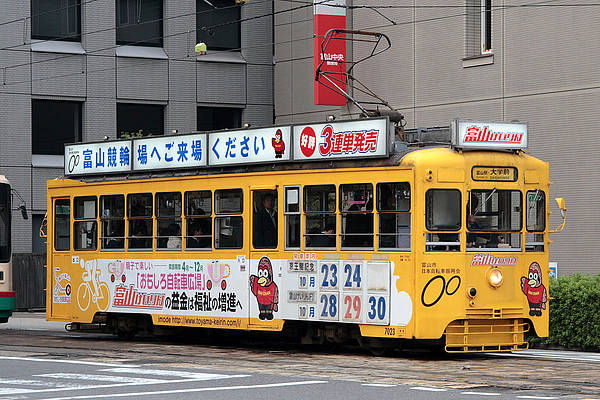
{"left": 0, "top": 0, "right": 274, "bottom": 269}
{"left": 275, "top": 0, "right": 597, "bottom": 276}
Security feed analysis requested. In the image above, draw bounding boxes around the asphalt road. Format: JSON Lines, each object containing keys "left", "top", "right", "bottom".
{"left": 0, "top": 320, "right": 599, "bottom": 400}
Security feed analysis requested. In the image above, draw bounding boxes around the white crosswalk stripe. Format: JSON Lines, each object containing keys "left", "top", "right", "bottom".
{"left": 35, "top": 373, "right": 169, "bottom": 384}
{"left": 0, "top": 361, "right": 250, "bottom": 397}
{"left": 100, "top": 367, "right": 236, "bottom": 380}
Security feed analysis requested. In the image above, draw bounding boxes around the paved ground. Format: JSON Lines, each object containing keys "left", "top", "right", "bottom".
{"left": 1, "top": 313, "right": 600, "bottom": 399}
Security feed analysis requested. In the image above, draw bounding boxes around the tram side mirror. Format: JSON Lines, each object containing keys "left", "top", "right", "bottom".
{"left": 555, "top": 197, "right": 566, "bottom": 218}
{"left": 19, "top": 204, "right": 28, "bottom": 220}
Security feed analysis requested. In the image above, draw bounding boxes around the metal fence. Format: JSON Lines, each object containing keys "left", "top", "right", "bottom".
{"left": 13, "top": 254, "right": 46, "bottom": 311}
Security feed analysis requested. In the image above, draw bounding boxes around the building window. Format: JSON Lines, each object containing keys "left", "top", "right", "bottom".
{"left": 117, "top": 103, "right": 164, "bottom": 138}
{"left": 32, "top": 100, "right": 82, "bottom": 155}
{"left": 116, "top": 0, "right": 163, "bottom": 47}
{"left": 32, "top": 0, "right": 81, "bottom": 41}
{"left": 196, "top": 0, "right": 241, "bottom": 51}
{"left": 465, "top": 0, "right": 492, "bottom": 57}
{"left": 197, "top": 107, "right": 242, "bottom": 132}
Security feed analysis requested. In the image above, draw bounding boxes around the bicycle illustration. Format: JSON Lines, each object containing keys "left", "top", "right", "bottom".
{"left": 77, "top": 259, "right": 110, "bottom": 312}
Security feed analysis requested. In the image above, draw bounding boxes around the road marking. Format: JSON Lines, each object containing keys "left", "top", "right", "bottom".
{"left": 100, "top": 368, "right": 233, "bottom": 380}
{"left": 0, "top": 376, "right": 249, "bottom": 396}
{"left": 0, "top": 379, "right": 82, "bottom": 388}
{"left": 38, "top": 380, "right": 329, "bottom": 400}
{"left": 516, "top": 396, "right": 558, "bottom": 399}
{"left": 362, "top": 383, "right": 396, "bottom": 387}
{"left": 462, "top": 392, "right": 501, "bottom": 396}
{"left": 35, "top": 373, "right": 168, "bottom": 384}
{"left": 410, "top": 387, "right": 447, "bottom": 392}
{"left": 0, "top": 356, "right": 128, "bottom": 368}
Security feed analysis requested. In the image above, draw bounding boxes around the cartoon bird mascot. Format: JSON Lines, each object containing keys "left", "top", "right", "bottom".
{"left": 272, "top": 129, "right": 285, "bottom": 158}
{"left": 249, "top": 257, "right": 279, "bottom": 320}
{"left": 521, "top": 262, "right": 547, "bottom": 316}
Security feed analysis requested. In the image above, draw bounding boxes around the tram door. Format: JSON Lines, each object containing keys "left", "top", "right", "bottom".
{"left": 248, "top": 186, "right": 280, "bottom": 326}
{"left": 49, "top": 197, "right": 72, "bottom": 319}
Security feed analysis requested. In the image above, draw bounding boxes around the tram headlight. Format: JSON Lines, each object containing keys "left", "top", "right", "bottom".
{"left": 487, "top": 268, "right": 503, "bottom": 288}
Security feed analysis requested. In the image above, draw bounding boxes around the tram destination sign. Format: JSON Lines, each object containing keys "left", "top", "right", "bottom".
{"left": 293, "top": 118, "right": 389, "bottom": 161}
{"left": 452, "top": 120, "right": 528, "bottom": 151}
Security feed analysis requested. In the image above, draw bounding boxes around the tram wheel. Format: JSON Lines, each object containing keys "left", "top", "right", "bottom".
{"left": 358, "top": 337, "right": 391, "bottom": 357}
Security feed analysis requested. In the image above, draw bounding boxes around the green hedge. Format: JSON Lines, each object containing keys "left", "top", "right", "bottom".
{"left": 531, "top": 274, "right": 600, "bottom": 350}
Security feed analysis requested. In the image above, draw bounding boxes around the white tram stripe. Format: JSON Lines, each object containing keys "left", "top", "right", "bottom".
{"left": 35, "top": 373, "right": 168, "bottom": 384}
{"left": 100, "top": 367, "right": 234, "bottom": 380}
{"left": 461, "top": 392, "right": 501, "bottom": 396}
{"left": 37, "top": 380, "right": 329, "bottom": 400}
{"left": 410, "top": 386, "right": 447, "bottom": 392}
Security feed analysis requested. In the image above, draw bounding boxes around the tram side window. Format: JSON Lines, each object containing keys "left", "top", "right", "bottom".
{"left": 156, "top": 192, "right": 182, "bottom": 250}
{"left": 54, "top": 199, "right": 70, "bottom": 251}
{"left": 253, "top": 190, "right": 278, "bottom": 249}
{"left": 426, "top": 189, "right": 460, "bottom": 252}
{"left": 377, "top": 182, "right": 411, "bottom": 250}
{"left": 526, "top": 190, "right": 545, "bottom": 252}
{"left": 185, "top": 190, "right": 212, "bottom": 250}
{"left": 74, "top": 196, "right": 97, "bottom": 251}
{"left": 284, "top": 186, "right": 300, "bottom": 249}
{"left": 304, "top": 185, "right": 336, "bottom": 249}
{"left": 100, "top": 195, "right": 125, "bottom": 250}
{"left": 215, "top": 189, "right": 243, "bottom": 249}
{"left": 340, "top": 183, "right": 373, "bottom": 248}
{"left": 127, "top": 193, "right": 152, "bottom": 250}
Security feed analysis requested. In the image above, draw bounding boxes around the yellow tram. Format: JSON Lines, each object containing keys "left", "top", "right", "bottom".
{"left": 46, "top": 118, "right": 565, "bottom": 352}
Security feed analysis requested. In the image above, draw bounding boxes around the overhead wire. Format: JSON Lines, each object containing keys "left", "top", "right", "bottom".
{"left": 0, "top": 0, "right": 587, "bottom": 90}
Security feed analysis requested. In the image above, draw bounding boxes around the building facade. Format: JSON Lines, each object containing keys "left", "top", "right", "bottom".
{"left": 1, "top": 0, "right": 274, "bottom": 259}
{"left": 275, "top": 0, "right": 598, "bottom": 276}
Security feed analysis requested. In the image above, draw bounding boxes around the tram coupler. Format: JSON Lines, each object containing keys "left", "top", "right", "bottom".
{"left": 65, "top": 323, "right": 80, "bottom": 332}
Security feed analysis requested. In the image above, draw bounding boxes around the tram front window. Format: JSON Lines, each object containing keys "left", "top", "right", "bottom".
{"left": 0, "top": 183, "right": 10, "bottom": 262}
{"left": 467, "top": 189, "right": 522, "bottom": 251}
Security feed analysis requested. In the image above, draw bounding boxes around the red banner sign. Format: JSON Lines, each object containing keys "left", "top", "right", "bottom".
{"left": 313, "top": 0, "right": 347, "bottom": 105}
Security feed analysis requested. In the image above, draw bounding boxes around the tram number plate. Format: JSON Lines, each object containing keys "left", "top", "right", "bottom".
{"left": 342, "top": 295, "right": 362, "bottom": 322}
{"left": 366, "top": 295, "right": 389, "bottom": 324}
{"left": 319, "top": 293, "right": 339, "bottom": 321}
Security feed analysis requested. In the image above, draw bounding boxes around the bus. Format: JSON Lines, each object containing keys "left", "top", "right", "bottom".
{"left": 0, "top": 176, "right": 16, "bottom": 323}
{"left": 46, "top": 118, "right": 566, "bottom": 352}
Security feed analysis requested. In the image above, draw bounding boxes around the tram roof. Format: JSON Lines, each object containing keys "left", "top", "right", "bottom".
{"left": 62, "top": 119, "right": 529, "bottom": 182}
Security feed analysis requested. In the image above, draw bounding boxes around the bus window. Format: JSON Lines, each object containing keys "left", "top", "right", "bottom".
{"left": 185, "top": 190, "right": 212, "bottom": 250}
{"left": 377, "top": 182, "right": 411, "bottom": 250}
{"left": 526, "top": 190, "right": 545, "bottom": 252}
{"left": 100, "top": 195, "right": 125, "bottom": 250}
{"left": 467, "top": 190, "right": 522, "bottom": 251}
{"left": 0, "top": 184, "right": 10, "bottom": 261}
{"left": 304, "top": 185, "right": 336, "bottom": 249}
{"left": 54, "top": 199, "right": 70, "bottom": 251}
{"left": 215, "top": 189, "right": 243, "bottom": 249}
{"left": 253, "top": 190, "right": 278, "bottom": 249}
{"left": 156, "top": 192, "right": 182, "bottom": 250}
{"left": 127, "top": 193, "right": 152, "bottom": 250}
{"left": 74, "top": 196, "right": 97, "bottom": 251}
{"left": 426, "top": 189, "right": 460, "bottom": 252}
{"left": 284, "top": 186, "right": 300, "bottom": 249}
{"left": 340, "top": 184, "right": 373, "bottom": 248}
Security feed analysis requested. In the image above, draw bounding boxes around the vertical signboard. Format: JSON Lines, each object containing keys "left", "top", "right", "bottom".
{"left": 314, "top": 0, "right": 347, "bottom": 105}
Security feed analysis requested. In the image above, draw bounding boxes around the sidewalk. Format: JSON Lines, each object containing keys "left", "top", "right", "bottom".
{"left": 0, "top": 312, "right": 66, "bottom": 332}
